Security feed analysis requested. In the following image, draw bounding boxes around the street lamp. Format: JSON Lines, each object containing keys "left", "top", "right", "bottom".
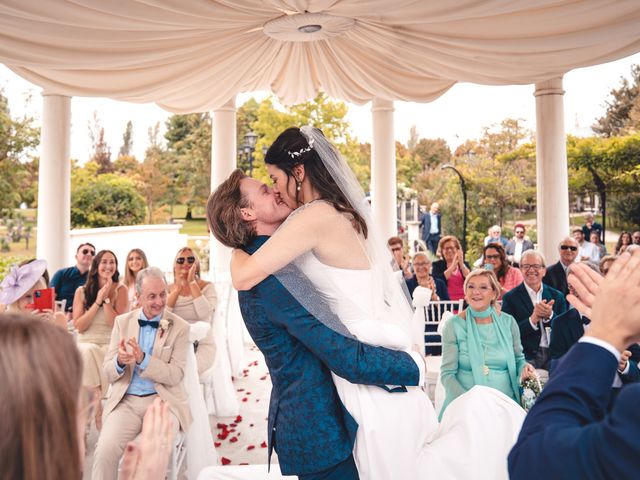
{"left": 441, "top": 164, "right": 468, "bottom": 256}
{"left": 239, "top": 130, "right": 258, "bottom": 177}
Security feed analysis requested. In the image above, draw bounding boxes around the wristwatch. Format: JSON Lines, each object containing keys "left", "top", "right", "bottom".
{"left": 99, "top": 298, "right": 110, "bottom": 307}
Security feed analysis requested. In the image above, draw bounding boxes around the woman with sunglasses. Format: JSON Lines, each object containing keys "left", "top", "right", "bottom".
{"left": 123, "top": 248, "right": 149, "bottom": 309}
{"left": 482, "top": 243, "right": 523, "bottom": 298}
{"left": 73, "top": 250, "right": 128, "bottom": 430}
{"left": 167, "top": 247, "right": 217, "bottom": 375}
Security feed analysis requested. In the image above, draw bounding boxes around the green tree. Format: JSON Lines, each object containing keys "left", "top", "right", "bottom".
{"left": 88, "top": 112, "right": 113, "bottom": 174}
{"left": 118, "top": 120, "right": 134, "bottom": 157}
{"left": 71, "top": 174, "right": 145, "bottom": 228}
{"left": 593, "top": 64, "right": 640, "bottom": 137}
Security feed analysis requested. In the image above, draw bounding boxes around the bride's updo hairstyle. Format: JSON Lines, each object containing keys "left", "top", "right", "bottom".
{"left": 265, "top": 127, "right": 368, "bottom": 238}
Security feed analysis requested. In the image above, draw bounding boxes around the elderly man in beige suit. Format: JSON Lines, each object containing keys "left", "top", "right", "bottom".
{"left": 92, "top": 266, "right": 192, "bottom": 480}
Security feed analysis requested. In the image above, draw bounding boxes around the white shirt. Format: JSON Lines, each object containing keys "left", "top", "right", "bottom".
{"left": 514, "top": 239, "right": 524, "bottom": 263}
{"left": 578, "top": 240, "right": 599, "bottom": 263}
{"left": 429, "top": 212, "right": 439, "bottom": 234}
{"left": 524, "top": 282, "right": 550, "bottom": 348}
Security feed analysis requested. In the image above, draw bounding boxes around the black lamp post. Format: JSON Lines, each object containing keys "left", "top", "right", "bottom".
{"left": 239, "top": 130, "right": 258, "bottom": 177}
{"left": 441, "top": 164, "right": 468, "bottom": 255}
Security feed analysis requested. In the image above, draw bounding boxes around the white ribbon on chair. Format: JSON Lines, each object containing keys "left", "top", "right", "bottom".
{"left": 185, "top": 322, "right": 219, "bottom": 479}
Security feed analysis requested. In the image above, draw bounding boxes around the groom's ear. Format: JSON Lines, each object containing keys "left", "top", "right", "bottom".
{"left": 240, "top": 208, "right": 254, "bottom": 221}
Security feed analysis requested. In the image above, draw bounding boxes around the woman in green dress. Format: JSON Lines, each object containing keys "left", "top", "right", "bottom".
{"left": 440, "top": 268, "right": 535, "bottom": 417}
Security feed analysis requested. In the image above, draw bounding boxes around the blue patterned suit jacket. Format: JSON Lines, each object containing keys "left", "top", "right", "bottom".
{"left": 509, "top": 342, "right": 640, "bottom": 479}
{"left": 238, "top": 236, "right": 421, "bottom": 476}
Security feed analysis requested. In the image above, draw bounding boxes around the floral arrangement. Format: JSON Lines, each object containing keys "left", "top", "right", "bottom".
{"left": 159, "top": 318, "right": 173, "bottom": 338}
{"left": 520, "top": 373, "right": 543, "bottom": 412}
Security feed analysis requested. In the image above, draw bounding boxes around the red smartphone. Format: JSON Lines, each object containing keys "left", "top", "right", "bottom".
{"left": 27, "top": 288, "right": 55, "bottom": 311}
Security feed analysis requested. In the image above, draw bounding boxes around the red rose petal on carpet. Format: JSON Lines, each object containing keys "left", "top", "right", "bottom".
{"left": 229, "top": 423, "right": 236, "bottom": 428}
{"left": 230, "top": 436, "right": 238, "bottom": 443}
{"left": 214, "top": 442, "right": 221, "bottom": 447}
{"left": 242, "top": 397, "right": 248, "bottom": 402}
{"left": 260, "top": 441, "right": 267, "bottom": 448}
{"left": 221, "top": 457, "right": 231, "bottom": 465}
{"left": 246, "top": 392, "right": 251, "bottom": 395}
{"left": 247, "top": 445, "right": 255, "bottom": 450}
{"left": 237, "top": 388, "right": 245, "bottom": 392}
{"left": 240, "top": 463, "right": 249, "bottom": 466}
{"left": 235, "top": 415, "right": 243, "bottom": 423}
{"left": 216, "top": 423, "right": 227, "bottom": 429}
{"left": 260, "top": 376, "right": 267, "bottom": 380}
{"left": 250, "top": 423, "right": 254, "bottom": 427}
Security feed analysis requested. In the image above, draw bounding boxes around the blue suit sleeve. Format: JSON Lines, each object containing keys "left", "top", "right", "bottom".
{"left": 509, "top": 342, "right": 640, "bottom": 479}
{"left": 255, "top": 275, "right": 420, "bottom": 387}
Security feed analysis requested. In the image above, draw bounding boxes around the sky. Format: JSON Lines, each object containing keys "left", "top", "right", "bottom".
{"left": 1, "top": 51, "right": 639, "bottom": 162}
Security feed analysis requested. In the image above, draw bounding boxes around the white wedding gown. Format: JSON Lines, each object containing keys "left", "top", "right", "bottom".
{"left": 300, "top": 253, "right": 526, "bottom": 480}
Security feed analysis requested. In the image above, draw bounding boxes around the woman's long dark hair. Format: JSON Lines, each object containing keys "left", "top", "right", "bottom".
{"left": 84, "top": 250, "right": 119, "bottom": 308}
{"left": 265, "top": 127, "right": 368, "bottom": 238}
{"left": 483, "top": 243, "right": 509, "bottom": 281}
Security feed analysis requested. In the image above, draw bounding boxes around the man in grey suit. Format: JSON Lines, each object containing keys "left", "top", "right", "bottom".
{"left": 505, "top": 223, "right": 534, "bottom": 266}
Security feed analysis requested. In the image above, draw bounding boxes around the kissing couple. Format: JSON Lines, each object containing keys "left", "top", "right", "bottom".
{"left": 207, "top": 126, "right": 525, "bottom": 480}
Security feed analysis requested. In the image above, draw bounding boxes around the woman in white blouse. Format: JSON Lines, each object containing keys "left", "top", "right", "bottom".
{"left": 166, "top": 247, "right": 217, "bottom": 375}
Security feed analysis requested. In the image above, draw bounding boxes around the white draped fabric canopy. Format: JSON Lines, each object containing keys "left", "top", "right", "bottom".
{"left": 1, "top": 0, "right": 640, "bottom": 112}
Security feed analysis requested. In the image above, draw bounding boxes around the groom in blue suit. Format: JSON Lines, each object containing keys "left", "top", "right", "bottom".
{"left": 508, "top": 249, "right": 640, "bottom": 480}
{"left": 207, "top": 170, "right": 425, "bottom": 480}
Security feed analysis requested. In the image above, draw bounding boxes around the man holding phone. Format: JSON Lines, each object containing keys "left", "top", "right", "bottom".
{"left": 50, "top": 242, "right": 95, "bottom": 313}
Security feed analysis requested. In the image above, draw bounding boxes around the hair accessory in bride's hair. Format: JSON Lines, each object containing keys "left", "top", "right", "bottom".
{"left": 287, "top": 137, "right": 314, "bottom": 159}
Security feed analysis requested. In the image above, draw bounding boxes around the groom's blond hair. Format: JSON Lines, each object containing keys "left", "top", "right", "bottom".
{"left": 207, "top": 169, "right": 255, "bottom": 249}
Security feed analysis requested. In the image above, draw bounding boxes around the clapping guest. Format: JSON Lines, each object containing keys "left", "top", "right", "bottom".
{"left": 73, "top": 250, "right": 128, "bottom": 429}
{"left": 0, "top": 259, "right": 67, "bottom": 329}
{"left": 123, "top": 249, "right": 149, "bottom": 309}
{"left": 614, "top": 230, "right": 632, "bottom": 255}
{"left": 432, "top": 236, "right": 470, "bottom": 302}
{"left": 405, "top": 253, "right": 449, "bottom": 300}
{"left": 599, "top": 254, "right": 617, "bottom": 276}
{"left": 482, "top": 243, "right": 524, "bottom": 298}
{"left": 589, "top": 231, "right": 606, "bottom": 261}
{"left": 440, "top": 269, "right": 534, "bottom": 418}
{"left": 388, "top": 236, "right": 413, "bottom": 280}
{"left": 166, "top": 247, "right": 217, "bottom": 375}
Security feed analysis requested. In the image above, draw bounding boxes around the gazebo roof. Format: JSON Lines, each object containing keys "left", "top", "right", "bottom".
{"left": 1, "top": 1, "right": 640, "bottom": 113}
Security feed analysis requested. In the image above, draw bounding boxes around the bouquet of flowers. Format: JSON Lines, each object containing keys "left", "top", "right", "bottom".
{"left": 520, "top": 372, "right": 543, "bottom": 412}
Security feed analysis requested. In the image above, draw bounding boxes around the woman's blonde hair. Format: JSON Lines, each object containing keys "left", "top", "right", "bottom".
{"left": 0, "top": 313, "right": 83, "bottom": 480}
{"left": 172, "top": 247, "right": 201, "bottom": 281}
{"left": 124, "top": 248, "right": 149, "bottom": 288}
{"left": 463, "top": 269, "right": 501, "bottom": 305}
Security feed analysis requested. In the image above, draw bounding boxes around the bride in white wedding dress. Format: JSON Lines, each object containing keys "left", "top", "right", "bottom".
{"left": 231, "top": 126, "right": 525, "bottom": 480}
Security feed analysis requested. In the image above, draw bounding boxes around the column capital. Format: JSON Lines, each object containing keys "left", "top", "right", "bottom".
{"left": 534, "top": 77, "right": 565, "bottom": 97}
{"left": 371, "top": 97, "right": 394, "bottom": 113}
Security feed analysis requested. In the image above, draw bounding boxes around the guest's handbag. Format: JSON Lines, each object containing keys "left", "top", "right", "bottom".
{"left": 520, "top": 373, "right": 543, "bottom": 412}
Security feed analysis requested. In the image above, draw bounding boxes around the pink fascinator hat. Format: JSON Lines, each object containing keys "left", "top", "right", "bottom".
{"left": 0, "top": 259, "right": 47, "bottom": 305}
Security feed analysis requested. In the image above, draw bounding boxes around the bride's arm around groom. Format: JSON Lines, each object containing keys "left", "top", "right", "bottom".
{"left": 508, "top": 248, "right": 640, "bottom": 479}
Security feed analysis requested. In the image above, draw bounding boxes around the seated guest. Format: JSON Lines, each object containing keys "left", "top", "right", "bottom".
{"left": 508, "top": 251, "right": 640, "bottom": 479}
{"left": 505, "top": 223, "right": 534, "bottom": 266}
{"left": 482, "top": 243, "right": 524, "bottom": 298}
{"left": 614, "top": 230, "right": 633, "bottom": 255}
{"left": 73, "top": 250, "right": 128, "bottom": 429}
{"left": 0, "top": 259, "right": 67, "bottom": 329}
{"left": 599, "top": 254, "right": 617, "bottom": 276}
{"left": 92, "top": 267, "right": 191, "bottom": 480}
{"left": 388, "top": 236, "right": 413, "bottom": 279}
{"left": 440, "top": 269, "right": 535, "bottom": 418}
{"left": 51, "top": 243, "right": 95, "bottom": 314}
{"left": 484, "top": 225, "right": 508, "bottom": 248}
{"left": 580, "top": 212, "right": 602, "bottom": 241}
{"left": 633, "top": 230, "right": 640, "bottom": 245}
{"left": 549, "top": 263, "right": 640, "bottom": 383}
{"left": 406, "top": 253, "right": 449, "bottom": 356}
{"left": 573, "top": 228, "right": 598, "bottom": 263}
{"left": 432, "top": 235, "right": 470, "bottom": 302}
{"left": 589, "top": 231, "right": 606, "bottom": 260}
{"left": 502, "top": 250, "right": 568, "bottom": 371}
{"left": 542, "top": 237, "right": 579, "bottom": 296}
{"left": 166, "top": 247, "right": 217, "bottom": 375}
{"left": 123, "top": 248, "right": 148, "bottom": 309}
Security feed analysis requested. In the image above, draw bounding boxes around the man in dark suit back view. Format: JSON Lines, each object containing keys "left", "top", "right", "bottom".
{"left": 542, "top": 237, "right": 579, "bottom": 296}
{"left": 509, "top": 248, "right": 640, "bottom": 480}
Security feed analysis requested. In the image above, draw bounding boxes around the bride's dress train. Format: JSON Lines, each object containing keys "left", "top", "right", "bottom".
{"left": 301, "top": 253, "right": 525, "bottom": 480}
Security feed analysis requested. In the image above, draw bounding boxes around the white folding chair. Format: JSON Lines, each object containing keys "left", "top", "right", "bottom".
{"left": 420, "top": 299, "right": 464, "bottom": 354}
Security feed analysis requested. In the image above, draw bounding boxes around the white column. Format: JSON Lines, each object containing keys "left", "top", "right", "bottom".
{"left": 37, "top": 93, "right": 71, "bottom": 273}
{"left": 209, "top": 97, "right": 237, "bottom": 281}
{"left": 534, "top": 77, "right": 569, "bottom": 264}
{"left": 371, "top": 98, "right": 397, "bottom": 240}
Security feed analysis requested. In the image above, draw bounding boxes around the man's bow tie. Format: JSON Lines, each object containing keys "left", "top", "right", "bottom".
{"left": 138, "top": 319, "right": 159, "bottom": 328}
{"left": 582, "top": 316, "right": 591, "bottom": 325}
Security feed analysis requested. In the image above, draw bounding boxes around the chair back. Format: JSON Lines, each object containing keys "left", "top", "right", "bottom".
{"left": 419, "top": 299, "right": 464, "bottom": 353}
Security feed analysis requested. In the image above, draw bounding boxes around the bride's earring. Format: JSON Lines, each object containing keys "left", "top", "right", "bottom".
{"left": 295, "top": 179, "right": 302, "bottom": 192}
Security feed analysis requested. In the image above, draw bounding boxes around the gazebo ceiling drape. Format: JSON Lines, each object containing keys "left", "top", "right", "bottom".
{"left": 1, "top": 0, "right": 640, "bottom": 112}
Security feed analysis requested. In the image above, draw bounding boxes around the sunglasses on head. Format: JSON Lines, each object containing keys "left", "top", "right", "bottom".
{"left": 82, "top": 248, "right": 95, "bottom": 256}
{"left": 176, "top": 256, "right": 196, "bottom": 265}
{"left": 560, "top": 245, "right": 578, "bottom": 251}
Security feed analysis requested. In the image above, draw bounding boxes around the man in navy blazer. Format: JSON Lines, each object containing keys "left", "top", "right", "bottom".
{"left": 207, "top": 170, "right": 424, "bottom": 480}
{"left": 420, "top": 202, "right": 442, "bottom": 254}
{"left": 508, "top": 249, "right": 640, "bottom": 479}
{"left": 542, "top": 237, "right": 579, "bottom": 296}
{"left": 501, "top": 250, "right": 567, "bottom": 370}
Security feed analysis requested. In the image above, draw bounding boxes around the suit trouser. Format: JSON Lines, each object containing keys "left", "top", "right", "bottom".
{"left": 92, "top": 393, "right": 179, "bottom": 480}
